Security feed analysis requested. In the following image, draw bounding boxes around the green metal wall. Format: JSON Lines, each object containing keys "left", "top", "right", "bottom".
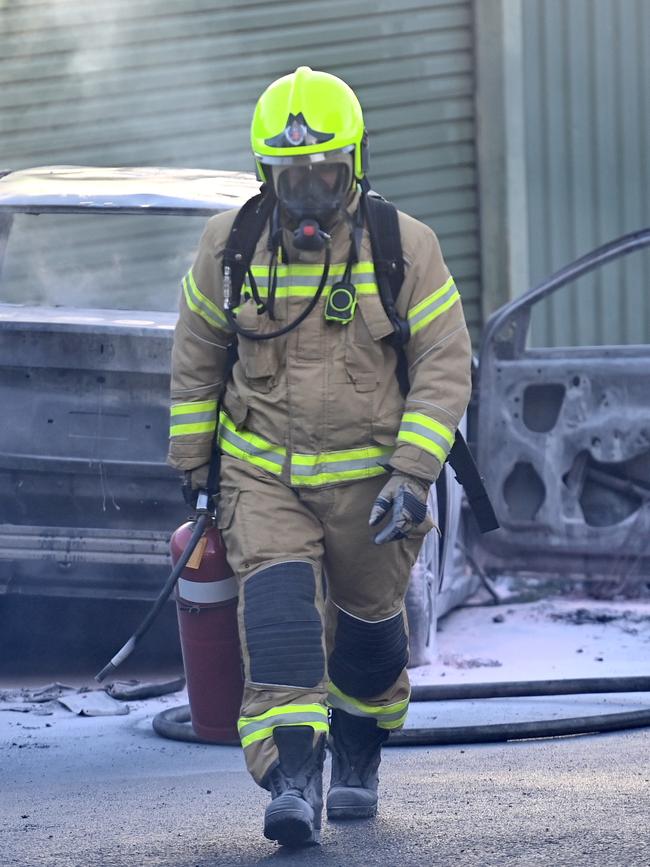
{"left": 523, "top": 0, "right": 650, "bottom": 346}
{"left": 0, "top": 0, "right": 481, "bottom": 335}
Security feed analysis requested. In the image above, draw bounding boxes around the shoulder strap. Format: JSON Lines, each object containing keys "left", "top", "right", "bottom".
{"left": 222, "top": 187, "right": 276, "bottom": 309}
{"left": 364, "top": 193, "right": 408, "bottom": 341}
{"left": 364, "top": 193, "right": 410, "bottom": 394}
{"left": 447, "top": 433, "right": 500, "bottom": 533}
{"left": 364, "top": 193, "right": 498, "bottom": 533}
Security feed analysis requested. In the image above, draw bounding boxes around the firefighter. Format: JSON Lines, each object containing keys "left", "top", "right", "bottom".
{"left": 168, "top": 66, "right": 472, "bottom": 847}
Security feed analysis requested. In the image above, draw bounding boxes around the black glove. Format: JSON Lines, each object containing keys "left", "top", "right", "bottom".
{"left": 181, "top": 463, "right": 210, "bottom": 508}
{"left": 369, "top": 472, "right": 431, "bottom": 544}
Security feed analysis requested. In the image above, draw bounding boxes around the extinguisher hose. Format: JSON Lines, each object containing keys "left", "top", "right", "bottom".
{"left": 151, "top": 675, "right": 650, "bottom": 746}
{"left": 94, "top": 513, "right": 210, "bottom": 683}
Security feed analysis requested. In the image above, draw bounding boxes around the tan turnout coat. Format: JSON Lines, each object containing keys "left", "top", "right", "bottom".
{"left": 168, "top": 199, "right": 472, "bottom": 487}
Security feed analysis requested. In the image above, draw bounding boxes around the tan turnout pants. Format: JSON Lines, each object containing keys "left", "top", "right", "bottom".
{"left": 217, "top": 455, "right": 429, "bottom": 786}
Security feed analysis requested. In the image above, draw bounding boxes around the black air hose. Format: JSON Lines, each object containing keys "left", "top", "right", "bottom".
{"left": 152, "top": 675, "right": 650, "bottom": 746}
{"left": 95, "top": 513, "right": 209, "bottom": 683}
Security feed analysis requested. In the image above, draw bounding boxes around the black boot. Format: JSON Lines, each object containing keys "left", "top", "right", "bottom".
{"left": 263, "top": 726, "right": 325, "bottom": 847}
{"left": 326, "top": 710, "right": 390, "bottom": 820}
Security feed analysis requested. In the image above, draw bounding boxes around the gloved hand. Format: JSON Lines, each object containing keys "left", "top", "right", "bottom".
{"left": 369, "top": 472, "right": 431, "bottom": 544}
{"left": 182, "top": 463, "right": 210, "bottom": 508}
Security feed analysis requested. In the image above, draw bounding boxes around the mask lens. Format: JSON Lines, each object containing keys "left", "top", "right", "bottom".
{"left": 279, "top": 163, "right": 348, "bottom": 194}
{"left": 272, "top": 160, "right": 351, "bottom": 223}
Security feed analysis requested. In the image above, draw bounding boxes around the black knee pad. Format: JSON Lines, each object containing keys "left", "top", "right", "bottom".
{"left": 328, "top": 608, "right": 408, "bottom": 699}
{"left": 244, "top": 560, "right": 324, "bottom": 688}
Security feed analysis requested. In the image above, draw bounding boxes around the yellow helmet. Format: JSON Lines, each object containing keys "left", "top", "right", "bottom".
{"left": 251, "top": 66, "right": 368, "bottom": 185}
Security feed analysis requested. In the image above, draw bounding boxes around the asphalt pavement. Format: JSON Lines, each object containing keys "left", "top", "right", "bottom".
{"left": 2, "top": 696, "right": 649, "bottom": 867}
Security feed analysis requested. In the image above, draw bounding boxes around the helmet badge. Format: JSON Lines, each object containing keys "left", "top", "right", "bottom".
{"left": 285, "top": 118, "right": 307, "bottom": 146}
{"left": 264, "top": 112, "right": 335, "bottom": 148}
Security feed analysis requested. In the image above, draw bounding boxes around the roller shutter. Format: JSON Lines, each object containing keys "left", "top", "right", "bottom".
{"left": 1, "top": 0, "right": 481, "bottom": 336}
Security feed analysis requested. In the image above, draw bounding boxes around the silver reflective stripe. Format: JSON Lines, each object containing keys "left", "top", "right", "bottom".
{"left": 183, "top": 273, "right": 227, "bottom": 329}
{"left": 249, "top": 270, "right": 376, "bottom": 287}
{"left": 219, "top": 424, "right": 285, "bottom": 470}
{"left": 173, "top": 409, "right": 217, "bottom": 425}
{"left": 177, "top": 576, "right": 238, "bottom": 604}
{"left": 291, "top": 454, "right": 386, "bottom": 477}
{"left": 398, "top": 421, "right": 452, "bottom": 454}
{"left": 238, "top": 710, "right": 328, "bottom": 741}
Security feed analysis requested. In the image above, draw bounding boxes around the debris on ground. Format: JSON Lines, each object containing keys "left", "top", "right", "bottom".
{"left": 547, "top": 607, "right": 650, "bottom": 628}
{"left": 57, "top": 691, "right": 129, "bottom": 716}
{"left": 410, "top": 597, "right": 650, "bottom": 685}
{"left": 106, "top": 676, "right": 186, "bottom": 701}
{"left": 0, "top": 677, "right": 186, "bottom": 717}
{"left": 439, "top": 654, "right": 503, "bottom": 669}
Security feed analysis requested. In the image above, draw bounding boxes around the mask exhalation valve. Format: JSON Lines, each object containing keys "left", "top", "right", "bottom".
{"left": 293, "top": 219, "right": 330, "bottom": 252}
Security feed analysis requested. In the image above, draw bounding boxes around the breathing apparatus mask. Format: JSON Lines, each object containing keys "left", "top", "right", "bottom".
{"left": 268, "top": 152, "right": 354, "bottom": 251}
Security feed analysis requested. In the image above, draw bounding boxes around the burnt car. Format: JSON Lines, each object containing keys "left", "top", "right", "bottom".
{"left": 0, "top": 166, "right": 469, "bottom": 666}
{"left": 0, "top": 167, "right": 258, "bottom": 602}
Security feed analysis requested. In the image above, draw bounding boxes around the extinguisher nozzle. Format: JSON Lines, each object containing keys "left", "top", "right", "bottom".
{"left": 94, "top": 636, "right": 137, "bottom": 683}
{"left": 94, "top": 661, "right": 116, "bottom": 684}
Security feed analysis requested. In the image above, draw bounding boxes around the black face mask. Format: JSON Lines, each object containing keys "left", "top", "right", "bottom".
{"left": 274, "top": 162, "right": 351, "bottom": 228}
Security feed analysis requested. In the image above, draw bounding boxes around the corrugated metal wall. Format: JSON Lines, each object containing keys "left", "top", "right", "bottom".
{"left": 523, "top": 0, "right": 650, "bottom": 346}
{"left": 0, "top": 0, "right": 481, "bottom": 335}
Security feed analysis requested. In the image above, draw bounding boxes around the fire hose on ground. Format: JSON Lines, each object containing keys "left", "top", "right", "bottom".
{"left": 152, "top": 676, "right": 650, "bottom": 747}
{"left": 97, "top": 509, "right": 650, "bottom": 748}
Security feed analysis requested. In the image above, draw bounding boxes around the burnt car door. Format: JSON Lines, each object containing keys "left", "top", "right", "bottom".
{"left": 472, "top": 229, "right": 650, "bottom": 593}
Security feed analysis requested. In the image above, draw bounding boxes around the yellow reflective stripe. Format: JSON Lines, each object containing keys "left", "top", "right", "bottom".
{"left": 249, "top": 262, "right": 375, "bottom": 278}
{"left": 218, "top": 411, "right": 286, "bottom": 475}
{"left": 397, "top": 430, "right": 447, "bottom": 463}
{"left": 244, "top": 283, "right": 378, "bottom": 301}
{"left": 411, "top": 291, "right": 460, "bottom": 335}
{"left": 408, "top": 277, "right": 455, "bottom": 319}
{"left": 245, "top": 261, "right": 378, "bottom": 300}
{"left": 327, "top": 682, "right": 409, "bottom": 729}
{"left": 170, "top": 399, "right": 218, "bottom": 438}
{"left": 240, "top": 721, "right": 329, "bottom": 748}
{"left": 408, "top": 277, "right": 460, "bottom": 336}
{"left": 219, "top": 410, "right": 394, "bottom": 487}
{"left": 238, "top": 703, "right": 329, "bottom": 748}
{"left": 219, "top": 439, "right": 283, "bottom": 474}
{"left": 401, "top": 413, "right": 454, "bottom": 446}
{"left": 217, "top": 410, "right": 392, "bottom": 486}
{"left": 219, "top": 412, "right": 286, "bottom": 458}
{"left": 328, "top": 682, "right": 409, "bottom": 717}
{"left": 182, "top": 270, "right": 228, "bottom": 330}
{"left": 292, "top": 446, "right": 390, "bottom": 466}
{"left": 378, "top": 715, "right": 408, "bottom": 731}
{"left": 171, "top": 400, "right": 217, "bottom": 416}
{"left": 170, "top": 421, "right": 216, "bottom": 437}
{"left": 290, "top": 445, "right": 391, "bottom": 487}
{"left": 290, "top": 464, "right": 387, "bottom": 487}
{"left": 398, "top": 412, "right": 454, "bottom": 463}
{"left": 238, "top": 703, "right": 328, "bottom": 727}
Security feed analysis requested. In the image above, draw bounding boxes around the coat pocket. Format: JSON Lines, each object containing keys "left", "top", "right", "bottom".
{"left": 235, "top": 299, "right": 282, "bottom": 393}
{"left": 339, "top": 295, "right": 395, "bottom": 392}
{"left": 222, "top": 388, "right": 248, "bottom": 428}
{"left": 216, "top": 487, "right": 240, "bottom": 531}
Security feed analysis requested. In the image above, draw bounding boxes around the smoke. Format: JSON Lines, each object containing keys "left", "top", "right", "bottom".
{"left": 0, "top": 212, "right": 202, "bottom": 312}
{"left": 48, "top": 1, "right": 122, "bottom": 84}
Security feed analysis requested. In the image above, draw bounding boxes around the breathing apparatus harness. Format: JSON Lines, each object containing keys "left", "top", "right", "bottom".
{"left": 220, "top": 183, "right": 498, "bottom": 535}
{"left": 221, "top": 185, "right": 370, "bottom": 339}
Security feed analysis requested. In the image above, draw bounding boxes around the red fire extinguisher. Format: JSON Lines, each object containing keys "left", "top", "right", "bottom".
{"left": 170, "top": 520, "right": 243, "bottom": 744}
{"left": 96, "top": 401, "right": 244, "bottom": 744}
